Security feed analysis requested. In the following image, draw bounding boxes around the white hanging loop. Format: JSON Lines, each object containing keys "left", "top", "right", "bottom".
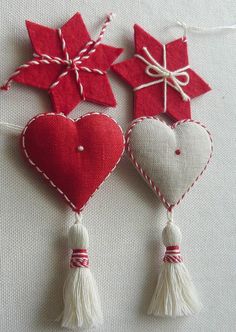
{"left": 177, "top": 20, "right": 188, "bottom": 40}
{"left": 75, "top": 212, "right": 83, "bottom": 224}
{"left": 0, "top": 121, "right": 23, "bottom": 132}
{"left": 177, "top": 20, "right": 236, "bottom": 40}
{"left": 167, "top": 209, "right": 174, "bottom": 223}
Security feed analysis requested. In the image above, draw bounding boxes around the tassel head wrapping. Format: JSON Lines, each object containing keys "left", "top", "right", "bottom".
{"left": 162, "top": 222, "right": 182, "bottom": 263}
{"left": 70, "top": 249, "right": 89, "bottom": 268}
{"left": 163, "top": 245, "right": 182, "bottom": 263}
{"left": 148, "top": 220, "right": 202, "bottom": 317}
{"left": 68, "top": 222, "right": 89, "bottom": 249}
{"left": 69, "top": 223, "right": 90, "bottom": 269}
{"left": 162, "top": 221, "right": 182, "bottom": 247}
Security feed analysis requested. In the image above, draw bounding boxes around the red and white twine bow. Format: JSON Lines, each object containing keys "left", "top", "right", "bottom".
{"left": 163, "top": 245, "right": 182, "bottom": 263}
{"left": 134, "top": 46, "right": 190, "bottom": 112}
{"left": 70, "top": 249, "right": 89, "bottom": 268}
{"left": 1, "top": 13, "right": 114, "bottom": 99}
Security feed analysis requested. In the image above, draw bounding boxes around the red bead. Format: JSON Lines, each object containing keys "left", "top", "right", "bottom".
{"left": 175, "top": 149, "right": 181, "bottom": 155}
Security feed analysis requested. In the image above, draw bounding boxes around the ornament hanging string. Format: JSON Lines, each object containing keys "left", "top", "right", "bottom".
{"left": 177, "top": 20, "right": 236, "bottom": 40}
{"left": 167, "top": 209, "right": 174, "bottom": 223}
{"left": 1, "top": 13, "right": 115, "bottom": 99}
{"left": 0, "top": 121, "right": 23, "bottom": 131}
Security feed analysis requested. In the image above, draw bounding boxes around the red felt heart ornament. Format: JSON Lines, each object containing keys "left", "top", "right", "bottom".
{"left": 21, "top": 112, "right": 124, "bottom": 212}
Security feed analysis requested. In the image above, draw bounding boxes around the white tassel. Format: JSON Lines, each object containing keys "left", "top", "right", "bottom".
{"left": 148, "top": 217, "right": 202, "bottom": 317}
{"left": 61, "top": 214, "right": 103, "bottom": 330}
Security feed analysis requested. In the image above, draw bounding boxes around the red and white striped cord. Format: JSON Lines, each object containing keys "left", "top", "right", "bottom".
{"left": 163, "top": 245, "right": 183, "bottom": 263}
{"left": 70, "top": 249, "right": 89, "bottom": 268}
{"left": 1, "top": 13, "right": 114, "bottom": 98}
{"left": 77, "top": 12, "right": 115, "bottom": 62}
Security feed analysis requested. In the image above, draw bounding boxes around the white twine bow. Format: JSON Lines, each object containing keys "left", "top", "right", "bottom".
{"left": 134, "top": 46, "right": 190, "bottom": 112}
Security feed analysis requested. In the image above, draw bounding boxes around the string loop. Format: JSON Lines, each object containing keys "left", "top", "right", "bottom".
{"left": 75, "top": 212, "right": 83, "bottom": 224}
{"left": 0, "top": 121, "right": 23, "bottom": 131}
{"left": 167, "top": 210, "right": 174, "bottom": 223}
{"left": 177, "top": 20, "right": 236, "bottom": 39}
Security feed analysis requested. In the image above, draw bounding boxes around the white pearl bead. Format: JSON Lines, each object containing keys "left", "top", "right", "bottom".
{"left": 77, "top": 145, "right": 84, "bottom": 152}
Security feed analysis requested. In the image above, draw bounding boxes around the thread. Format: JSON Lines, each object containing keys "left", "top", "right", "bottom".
{"left": 177, "top": 20, "right": 236, "bottom": 39}
{"left": 0, "top": 121, "right": 23, "bottom": 131}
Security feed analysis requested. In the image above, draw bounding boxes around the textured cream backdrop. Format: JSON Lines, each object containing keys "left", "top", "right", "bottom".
{"left": 0, "top": 1, "right": 236, "bottom": 331}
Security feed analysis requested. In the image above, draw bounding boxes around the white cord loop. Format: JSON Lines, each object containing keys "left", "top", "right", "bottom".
{"left": 0, "top": 121, "right": 23, "bottom": 131}
{"left": 167, "top": 210, "right": 174, "bottom": 223}
{"left": 75, "top": 212, "right": 83, "bottom": 224}
{"left": 177, "top": 21, "right": 188, "bottom": 40}
{"left": 177, "top": 20, "right": 236, "bottom": 39}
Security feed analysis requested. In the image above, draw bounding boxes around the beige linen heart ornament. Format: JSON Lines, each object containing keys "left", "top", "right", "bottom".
{"left": 126, "top": 117, "right": 213, "bottom": 211}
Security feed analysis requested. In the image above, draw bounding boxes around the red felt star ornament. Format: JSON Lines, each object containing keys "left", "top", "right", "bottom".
{"left": 112, "top": 24, "right": 211, "bottom": 121}
{"left": 1, "top": 13, "right": 123, "bottom": 115}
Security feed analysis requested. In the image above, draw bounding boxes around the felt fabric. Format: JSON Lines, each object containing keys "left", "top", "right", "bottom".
{"left": 126, "top": 117, "right": 213, "bottom": 210}
{"left": 11, "top": 13, "right": 123, "bottom": 115}
{"left": 112, "top": 24, "right": 211, "bottom": 121}
{"left": 21, "top": 113, "right": 124, "bottom": 212}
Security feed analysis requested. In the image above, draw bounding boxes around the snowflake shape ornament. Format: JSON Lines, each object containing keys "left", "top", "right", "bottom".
{"left": 2, "top": 13, "right": 123, "bottom": 115}
{"left": 112, "top": 24, "right": 211, "bottom": 121}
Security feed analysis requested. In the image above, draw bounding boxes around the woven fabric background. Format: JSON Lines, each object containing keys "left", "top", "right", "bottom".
{"left": 0, "top": 1, "right": 236, "bottom": 331}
